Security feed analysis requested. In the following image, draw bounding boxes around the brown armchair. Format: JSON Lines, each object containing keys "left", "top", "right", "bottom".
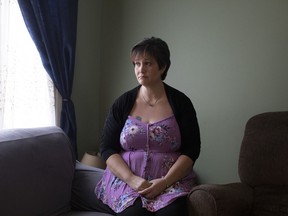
{"left": 187, "top": 111, "right": 288, "bottom": 216}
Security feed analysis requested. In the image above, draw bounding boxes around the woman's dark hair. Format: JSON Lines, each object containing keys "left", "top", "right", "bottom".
{"left": 131, "top": 37, "right": 171, "bottom": 80}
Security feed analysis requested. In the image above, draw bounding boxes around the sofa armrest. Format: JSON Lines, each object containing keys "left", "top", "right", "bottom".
{"left": 187, "top": 183, "right": 253, "bottom": 216}
{"left": 71, "top": 161, "right": 104, "bottom": 211}
{"left": 0, "top": 127, "right": 75, "bottom": 216}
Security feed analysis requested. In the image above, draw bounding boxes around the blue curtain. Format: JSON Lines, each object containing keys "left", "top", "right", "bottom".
{"left": 17, "top": 0, "right": 78, "bottom": 158}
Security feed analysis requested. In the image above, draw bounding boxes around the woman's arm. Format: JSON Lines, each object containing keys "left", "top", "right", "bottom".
{"left": 106, "top": 153, "right": 152, "bottom": 191}
{"left": 139, "top": 155, "right": 193, "bottom": 199}
{"left": 163, "top": 154, "right": 193, "bottom": 186}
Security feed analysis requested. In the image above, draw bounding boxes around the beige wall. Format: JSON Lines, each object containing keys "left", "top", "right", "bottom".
{"left": 74, "top": 0, "right": 288, "bottom": 184}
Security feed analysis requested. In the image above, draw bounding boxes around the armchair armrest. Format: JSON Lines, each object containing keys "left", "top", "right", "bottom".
{"left": 187, "top": 183, "right": 253, "bottom": 216}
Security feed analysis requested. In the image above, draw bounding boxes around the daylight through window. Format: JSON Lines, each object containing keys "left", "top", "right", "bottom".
{"left": 0, "top": 0, "right": 55, "bottom": 129}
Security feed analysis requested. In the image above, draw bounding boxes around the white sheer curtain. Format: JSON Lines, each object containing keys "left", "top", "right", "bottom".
{"left": 0, "top": 0, "right": 55, "bottom": 129}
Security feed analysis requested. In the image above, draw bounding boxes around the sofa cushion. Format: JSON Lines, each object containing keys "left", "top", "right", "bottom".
{"left": 71, "top": 161, "right": 106, "bottom": 211}
{"left": 253, "top": 185, "right": 288, "bottom": 216}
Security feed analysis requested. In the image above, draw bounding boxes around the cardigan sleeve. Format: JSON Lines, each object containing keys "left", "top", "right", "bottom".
{"left": 178, "top": 96, "right": 201, "bottom": 163}
{"left": 99, "top": 87, "right": 139, "bottom": 162}
{"left": 166, "top": 84, "right": 201, "bottom": 163}
{"left": 99, "top": 99, "right": 124, "bottom": 162}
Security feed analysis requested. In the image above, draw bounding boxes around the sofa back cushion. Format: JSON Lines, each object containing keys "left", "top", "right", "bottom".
{"left": 238, "top": 111, "right": 288, "bottom": 186}
{"left": 0, "top": 126, "right": 75, "bottom": 216}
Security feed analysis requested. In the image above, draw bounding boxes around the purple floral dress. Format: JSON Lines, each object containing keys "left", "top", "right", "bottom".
{"left": 95, "top": 115, "right": 196, "bottom": 213}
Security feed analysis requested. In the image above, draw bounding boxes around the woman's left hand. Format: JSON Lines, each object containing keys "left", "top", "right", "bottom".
{"left": 138, "top": 178, "right": 167, "bottom": 199}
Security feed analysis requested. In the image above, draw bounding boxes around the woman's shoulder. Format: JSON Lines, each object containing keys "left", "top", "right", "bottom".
{"left": 164, "top": 83, "right": 191, "bottom": 102}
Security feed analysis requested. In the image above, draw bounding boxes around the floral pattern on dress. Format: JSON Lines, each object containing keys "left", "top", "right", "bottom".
{"left": 149, "top": 124, "right": 179, "bottom": 151}
{"left": 120, "top": 118, "right": 145, "bottom": 151}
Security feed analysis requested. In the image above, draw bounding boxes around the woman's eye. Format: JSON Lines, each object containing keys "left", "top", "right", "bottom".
{"left": 145, "top": 62, "right": 152, "bottom": 66}
{"left": 134, "top": 62, "right": 140, "bottom": 67}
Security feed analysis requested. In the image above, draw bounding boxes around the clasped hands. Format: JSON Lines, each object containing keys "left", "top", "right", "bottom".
{"left": 127, "top": 175, "right": 168, "bottom": 199}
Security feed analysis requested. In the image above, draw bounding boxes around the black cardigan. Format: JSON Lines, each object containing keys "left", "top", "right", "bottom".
{"left": 100, "top": 83, "right": 201, "bottom": 163}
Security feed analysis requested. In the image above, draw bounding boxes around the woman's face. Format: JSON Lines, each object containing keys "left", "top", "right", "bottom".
{"left": 133, "top": 53, "right": 165, "bottom": 87}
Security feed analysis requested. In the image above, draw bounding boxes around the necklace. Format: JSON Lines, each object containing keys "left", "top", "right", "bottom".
{"left": 141, "top": 91, "right": 161, "bottom": 107}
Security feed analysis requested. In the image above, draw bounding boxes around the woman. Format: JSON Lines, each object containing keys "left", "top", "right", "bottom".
{"left": 94, "top": 37, "right": 201, "bottom": 216}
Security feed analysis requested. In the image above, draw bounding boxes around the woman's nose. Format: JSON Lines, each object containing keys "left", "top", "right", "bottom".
{"left": 139, "top": 64, "right": 146, "bottom": 73}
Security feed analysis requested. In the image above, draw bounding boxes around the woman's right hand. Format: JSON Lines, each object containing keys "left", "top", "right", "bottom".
{"left": 126, "top": 175, "right": 152, "bottom": 192}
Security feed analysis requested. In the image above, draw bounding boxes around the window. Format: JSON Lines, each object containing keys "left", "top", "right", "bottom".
{"left": 0, "top": 0, "right": 55, "bottom": 129}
